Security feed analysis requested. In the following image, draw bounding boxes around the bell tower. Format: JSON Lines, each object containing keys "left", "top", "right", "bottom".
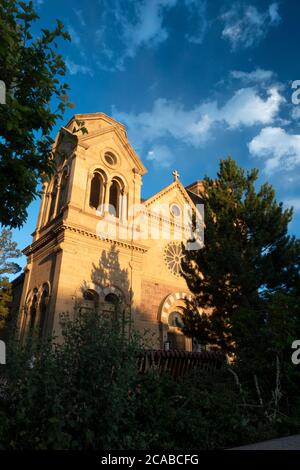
{"left": 18, "top": 113, "right": 147, "bottom": 340}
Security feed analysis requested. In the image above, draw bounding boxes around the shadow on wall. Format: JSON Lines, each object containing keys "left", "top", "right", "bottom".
{"left": 79, "top": 245, "right": 156, "bottom": 347}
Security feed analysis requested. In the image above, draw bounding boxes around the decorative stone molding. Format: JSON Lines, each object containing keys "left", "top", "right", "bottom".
{"left": 160, "top": 291, "right": 192, "bottom": 324}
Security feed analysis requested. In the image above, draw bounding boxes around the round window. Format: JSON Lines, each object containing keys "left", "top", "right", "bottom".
{"left": 170, "top": 203, "right": 181, "bottom": 217}
{"left": 104, "top": 152, "right": 117, "bottom": 166}
{"left": 164, "top": 242, "right": 184, "bottom": 277}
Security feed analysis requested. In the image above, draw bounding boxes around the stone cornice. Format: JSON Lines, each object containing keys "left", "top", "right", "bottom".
{"left": 143, "top": 180, "right": 191, "bottom": 207}
{"left": 23, "top": 222, "right": 149, "bottom": 257}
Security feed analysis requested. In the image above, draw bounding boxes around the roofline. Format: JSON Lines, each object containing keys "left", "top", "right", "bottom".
{"left": 65, "top": 112, "right": 127, "bottom": 132}
{"left": 142, "top": 179, "right": 198, "bottom": 210}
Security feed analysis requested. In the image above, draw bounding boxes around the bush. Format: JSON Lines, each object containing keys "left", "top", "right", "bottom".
{"left": 0, "top": 309, "right": 299, "bottom": 450}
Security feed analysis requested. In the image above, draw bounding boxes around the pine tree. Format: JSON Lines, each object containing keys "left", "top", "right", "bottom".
{"left": 0, "top": 229, "right": 21, "bottom": 329}
{"left": 181, "top": 157, "right": 300, "bottom": 356}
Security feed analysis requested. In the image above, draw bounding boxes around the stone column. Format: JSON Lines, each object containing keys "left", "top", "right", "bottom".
{"left": 103, "top": 179, "right": 112, "bottom": 214}
{"left": 36, "top": 183, "right": 48, "bottom": 233}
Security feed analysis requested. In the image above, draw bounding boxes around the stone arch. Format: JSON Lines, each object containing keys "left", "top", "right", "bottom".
{"left": 107, "top": 172, "right": 128, "bottom": 193}
{"left": 89, "top": 167, "right": 108, "bottom": 211}
{"left": 102, "top": 285, "right": 127, "bottom": 326}
{"left": 159, "top": 292, "right": 193, "bottom": 352}
{"left": 108, "top": 175, "right": 127, "bottom": 219}
{"left": 160, "top": 291, "right": 192, "bottom": 324}
{"left": 102, "top": 285, "right": 125, "bottom": 304}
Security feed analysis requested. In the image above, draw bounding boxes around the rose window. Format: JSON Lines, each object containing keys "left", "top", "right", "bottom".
{"left": 164, "top": 242, "right": 184, "bottom": 277}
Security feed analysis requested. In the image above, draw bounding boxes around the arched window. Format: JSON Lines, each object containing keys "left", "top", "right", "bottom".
{"left": 89, "top": 171, "right": 105, "bottom": 210}
{"left": 57, "top": 168, "right": 68, "bottom": 214}
{"left": 105, "top": 292, "right": 119, "bottom": 305}
{"left": 82, "top": 289, "right": 99, "bottom": 313}
{"left": 39, "top": 284, "right": 50, "bottom": 338}
{"left": 29, "top": 289, "right": 38, "bottom": 333}
{"left": 83, "top": 289, "right": 98, "bottom": 302}
{"left": 109, "top": 179, "right": 121, "bottom": 217}
{"left": 104, "top": 292, "right": 121, "bottom": 322}
{"left": 48, "top": 178, "right": 58, "bottom": 221}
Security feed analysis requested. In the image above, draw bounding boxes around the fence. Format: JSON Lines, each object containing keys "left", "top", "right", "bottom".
{"left": 138, "top": 349, "right": 225, "bottom": 379}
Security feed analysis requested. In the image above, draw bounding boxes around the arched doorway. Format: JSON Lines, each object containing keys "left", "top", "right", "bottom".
{"left": 159, "top": 292, "right": 193, "bottom": 351}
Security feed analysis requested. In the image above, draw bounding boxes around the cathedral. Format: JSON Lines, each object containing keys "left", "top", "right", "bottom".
{"left": 14, "top": 113, "right": 203, "bottom": 351}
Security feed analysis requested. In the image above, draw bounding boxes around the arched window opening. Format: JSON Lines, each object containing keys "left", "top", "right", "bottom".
{"left": 48, "top": 178, "right": 58, "bottom": 221}
{"left": 39, "top": 284, "right": 50, "bottom": 338}
{"left": 57, "top": 169, "right": 68, "bottom": 214}
{"left": 104, "top": 292, "right": 123, "bottom": 323}
{"left": 109, "top": 179, "right": 121, "bottom": 217}
{"left": 83, "top": 289, "right": 98, "bottom": 302}
{"left": 29, "top": 290, "right": 38, "bottom": 333}
{"left": 82, "top": 289, "right": 99, "bottom": 313}
{"left": 89, "top": 171, "right": 104, "bottom": 210}
{"left": 105, "top": 293, "right": 119, "bottom": 305}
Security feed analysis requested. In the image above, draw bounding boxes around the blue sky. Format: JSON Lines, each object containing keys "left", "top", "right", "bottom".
{"left": 11, "top": 0, "right": 300, "bottom": 272}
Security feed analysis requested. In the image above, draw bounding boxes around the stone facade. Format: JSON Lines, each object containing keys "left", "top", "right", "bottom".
{"left": 16, "top": 113, "right": 202, "bottom": 351}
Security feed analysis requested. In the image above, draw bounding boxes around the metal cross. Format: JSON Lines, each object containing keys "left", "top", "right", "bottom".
{"left": 172, "top": 170, "right": 180, "bottom": 181}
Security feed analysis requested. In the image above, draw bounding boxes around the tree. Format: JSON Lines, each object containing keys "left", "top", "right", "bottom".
{"left": 0, "top": 0, "right": 82, "bottom": 228}
{"left": 181, "top": 157, "right": 300, "bottom": 356}
{"left": 0, "top": 228, "right": 21, "bottom": 329}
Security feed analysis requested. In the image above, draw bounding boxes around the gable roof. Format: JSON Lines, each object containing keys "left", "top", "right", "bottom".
{"left": 63, "top": 113, "right": 147, "bottom": 176}
{"left": 143, "top": 178, "right": 199, "bottom": 213}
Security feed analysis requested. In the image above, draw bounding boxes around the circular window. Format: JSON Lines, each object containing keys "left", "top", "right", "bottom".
{"left": 170, "top": 203, "right": 181, "bottom": 217}
{"left": 164, "top": 242, "right": 184, "bottom": 277}
{"left": 104, "top": 152, "right": 117, "bottom": 166}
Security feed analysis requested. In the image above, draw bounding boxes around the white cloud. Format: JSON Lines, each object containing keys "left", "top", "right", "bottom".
{"left": 292, "top": 107, "right": 300, "bottom": 120}
{"left": 221, "top": 2, "right": 281, "bottom": 49}
{"left": 230, "top": 68, "right": 274, "bottom": 84}
{"left": 114, "top": 87, "right": 283, "bottom": 148}
{"left": 96, "top": 0, "right": 177, "bottom": 71}
{"left": 65, "top": 58, "right": 93, "bottom": 76}
{"left": 185, "top": 0, "right": 207, "bottom": 44}
{"left": 147, "top": 145, "right": 174, "bottom": 168}
{"left": 67, "top": 24, "right": 81, "bottom": 46}
{"left": 73, "top": 9, "right": 86, "bottom": 27}
{"left": 95, "top": 0, "right": 210, "bottom": 70}
{"left": 220, "top": 87, "right": 283, "bottom": 128}
{"left": 284, "top": 198, "right": 300, "bottom": 212}
{"left": 249, "top": 127, "right": 300, "bottom": 174}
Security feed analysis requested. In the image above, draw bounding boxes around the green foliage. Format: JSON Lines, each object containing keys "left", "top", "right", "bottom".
{"left": 1, "top": 310, "right": 143, "bottom": 449}
{"left": 0, "top": 0, "right": 83, "bottom": 227}
{"left": 0, "top": 309, "right": 299, "bottom": 450}
{"left": 0, "top": 229, "right": 21, "bottom": 329}
{"left": 181, "top": 157, "right": 300, "bottom": 356}
{"left": 180, "top": 157, "right": 300, "bottom": 436}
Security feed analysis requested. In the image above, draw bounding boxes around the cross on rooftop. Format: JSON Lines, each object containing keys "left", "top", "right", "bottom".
{"left": 172, "top": 170, "right": 180, "bottom": 181}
